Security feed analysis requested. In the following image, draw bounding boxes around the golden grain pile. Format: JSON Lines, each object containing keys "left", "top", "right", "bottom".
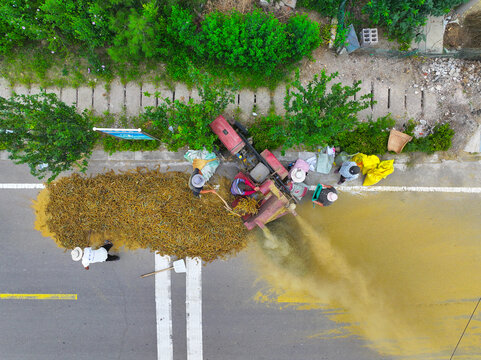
{"left": 34, "top": 168, "right": 249, "bottom": 262}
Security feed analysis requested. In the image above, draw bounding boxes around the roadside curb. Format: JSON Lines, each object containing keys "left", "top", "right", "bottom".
{"left": 2, "top": 149, "right": 480, "bottom": 164}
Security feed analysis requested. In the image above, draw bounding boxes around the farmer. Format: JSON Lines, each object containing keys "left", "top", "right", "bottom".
{"left": 312, "top": 184, "right": 338, "bottom": 207}
{"left": 189, "top": 168, "right": 206, "bottom": 197}
{"left": 337, "top": 161, "right": 361, "bottom": 185}
{"left": 71, "top": 241, "right": 119, "bottom": 270}
{"left": 231, "top": 177, "right": 259, "bottom": 196}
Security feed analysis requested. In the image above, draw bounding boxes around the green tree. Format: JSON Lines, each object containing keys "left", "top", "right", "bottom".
{"left": 283, "top": 69, "right": 372, "bottom": 150}
{"left": 143, "top": 69, "right": 237, "bottom": 151}
{"left": 0, "top": 92, "right": 97, "bottom": 182}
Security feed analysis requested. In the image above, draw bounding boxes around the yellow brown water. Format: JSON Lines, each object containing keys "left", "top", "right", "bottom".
{"left": 251, "top": 192, "right": 481, "bottom": 359}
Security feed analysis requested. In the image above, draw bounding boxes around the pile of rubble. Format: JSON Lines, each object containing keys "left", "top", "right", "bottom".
{"left": 418, "top": 58, "right": 481, "bottom": 97}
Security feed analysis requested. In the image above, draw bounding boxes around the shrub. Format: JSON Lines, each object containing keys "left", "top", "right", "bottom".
{"left": 0, "top": 92, "right": 97, "bottom": 182}
{"left": 336, "top": 115, "right": 396, "bottom": 154}
{"left": 144, "top": 69, "right": 236, "bottom": 151}
{"left": 166, "top": 5, "right": 198, "bottom": 49}
{"left": 102, "top": 136, "right": 160, "bottom": 154}
{"left": 197, "top": 10, "right": 288, "bottom": 75}
{"left": 285, "top": 14, "right": 321, "bottom": 61}
{"left": 108, "top": 1, "right": 168, "bottom": 64}
{"left": 404, "top": 122, "right": 454, "bottom": 154}
{"left": 283, "top": 69, "right": 372, "bottom": 150}
{"left": 249, "top": 114, "right": 287, "bottom": 151}
{"left": 40, "top": 0, "right": 113, "bottom": 51}
{"left": 0, "top": 0, "right": 43, "bottom": 55}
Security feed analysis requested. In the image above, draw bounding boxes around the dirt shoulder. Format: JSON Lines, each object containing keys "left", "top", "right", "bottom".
{"left": 297, "top": 46, "right": 481, "bottom": 153}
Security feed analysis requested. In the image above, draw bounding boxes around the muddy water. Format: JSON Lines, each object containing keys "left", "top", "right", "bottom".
{"left": 251, "top": 192, "right": 481, "bottom": 359}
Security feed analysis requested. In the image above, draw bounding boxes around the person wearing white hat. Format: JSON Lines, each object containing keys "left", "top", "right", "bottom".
{"left": 189, "top": 168, "right": 206, "bottom": 197}
{"left": 312, "top": 184, "right": 338, "bottom": 207}
{"left": 71, "top": 241, "right": 119, "bottom": 270}
{"left": 290, "top": 168, "right": 306, "bottom": 183}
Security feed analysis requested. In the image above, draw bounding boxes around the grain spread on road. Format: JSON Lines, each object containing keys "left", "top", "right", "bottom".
{"left": 33, "top": 168, "right": 248, "bottom": 262}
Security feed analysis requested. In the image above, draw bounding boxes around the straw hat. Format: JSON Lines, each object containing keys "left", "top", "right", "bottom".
{"left": 71, "top": 247, "right": 83, "bottom": 261}
{"left": 290, "top": 168, "right": 306, "bottom": 183}
{"left": 327, "top": 192, "right": 338, "bottom": 202}
{"left": 191, "top": 174, "right": 205, "bottom": 188}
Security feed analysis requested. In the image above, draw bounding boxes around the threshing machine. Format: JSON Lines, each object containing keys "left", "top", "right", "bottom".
{"left": 210, "top": 115, "right": 297, "bottom": 230}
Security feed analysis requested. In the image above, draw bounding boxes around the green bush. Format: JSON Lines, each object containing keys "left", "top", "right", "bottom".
{"left": 285, "top": 14, "right": 321, "bottom": 61}
{"left": 197, "top": 10, "right": 288, "bottom": 75}
{"left": 108, "top": 2, "right": 168, "bottom": 64}
{"left": 40, "top": 0, "right": 114, "bottom": 51}
{"left": 166, "top": 5, "right": 198, "bottom": 49}
{"left": 404, "top": 122, "right": 454, "bottom": 154}
{"left": 336, "top": 115, "right": 396, "bottom": 154}
{"left": 102, "top": 136, "right": 160, "bottom": 154}
{"left": 249, "top": 114, "right": 287, "bottom": 151}
{"left": 363, "top": 0, "right": 468, "bottom": 46}
{"left": 0, "top": 0, "right": 43, "bottom": 55}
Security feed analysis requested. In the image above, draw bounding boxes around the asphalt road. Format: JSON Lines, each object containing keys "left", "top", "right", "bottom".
{"left": 0, "top": 160, "right": 390, "bottom": 360}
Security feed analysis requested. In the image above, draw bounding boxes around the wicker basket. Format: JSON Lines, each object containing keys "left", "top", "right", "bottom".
{"left": 387, "top": 129, "right": 413, "bottom": 154}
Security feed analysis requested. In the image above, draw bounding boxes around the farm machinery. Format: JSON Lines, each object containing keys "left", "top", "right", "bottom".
{"left": 209, "top": 115, "right": 297, "bottom": 230}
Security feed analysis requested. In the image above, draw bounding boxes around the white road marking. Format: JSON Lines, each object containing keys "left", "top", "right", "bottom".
{"left": 155, "top": 254, "right": 173, "bottom": 360}
{"left": 0, "top": 183, "right": 45, "bottom": 189}
{"left": 341, "top": 186, "right": 481, "bottom": 193}
{"left": 186, "top": 257, "right": 203, "bottom": 360}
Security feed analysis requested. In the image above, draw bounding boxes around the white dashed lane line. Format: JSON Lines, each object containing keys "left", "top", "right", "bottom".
{"left": 186, "top": 257, "right": 203, "bottom": 360}
{"left": 155, "top": 254, "right": 173, "bottom": 360}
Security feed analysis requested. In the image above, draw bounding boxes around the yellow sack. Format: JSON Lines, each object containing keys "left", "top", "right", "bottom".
{"left": 351, "top": 153, "right": 380, "bottom": 175}
{"left": 363, "top": 160, "right": 394, "bottom": 186}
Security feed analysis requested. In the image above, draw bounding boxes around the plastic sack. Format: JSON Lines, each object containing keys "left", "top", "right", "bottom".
{"left": 184, "top": 149, "right": 219, "bottom": 182}
{"left": 316, "top": 146, "right": 335, "bottom": 174}
{"left": 363, "top": 160, "right": 394, "bottom": 186}
{"left": 334, "top": 151, "right": 355, "bottom": 167}
{"left": 351, "top": 153, "right": 380, "bottom": 175}
{"left": 305, "top": 156, "right": 317, "bottom": 172}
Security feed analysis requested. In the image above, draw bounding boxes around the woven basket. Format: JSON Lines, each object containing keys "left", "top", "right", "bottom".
{"left": 387, "top": 129, "right": 413, "bottom": 154}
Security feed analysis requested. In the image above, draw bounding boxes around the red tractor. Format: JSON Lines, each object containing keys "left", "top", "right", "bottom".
{"left": 210, "top": 115, "right": 297, "bottom": 230}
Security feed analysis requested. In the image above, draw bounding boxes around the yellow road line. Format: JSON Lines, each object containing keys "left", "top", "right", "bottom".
{"left": 0, "top": 294, "right": 77, "bottom": 300}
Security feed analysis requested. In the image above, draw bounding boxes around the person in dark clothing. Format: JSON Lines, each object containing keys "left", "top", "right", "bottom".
{"left": 312, "top": 184, "right": 338, "bottom": 207}
{"left": 189, "top": 168, "right": 206, "bottom": 197}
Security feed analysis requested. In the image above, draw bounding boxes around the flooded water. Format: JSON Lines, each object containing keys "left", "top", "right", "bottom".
{"left": 251, "top": 192, "right": 481, "bottom": 359}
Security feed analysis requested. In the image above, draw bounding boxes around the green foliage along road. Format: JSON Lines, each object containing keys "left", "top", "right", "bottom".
{"left": 0, "top": 1, "right": 321, "bottom": 87}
